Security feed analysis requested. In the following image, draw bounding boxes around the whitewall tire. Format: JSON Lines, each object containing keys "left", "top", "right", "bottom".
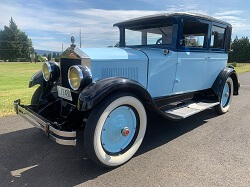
{"left": 215, "top": 77, "right": 234, "bottom": 114}
{"left": 84, "top": 93, "right": 147, "bottom": 167}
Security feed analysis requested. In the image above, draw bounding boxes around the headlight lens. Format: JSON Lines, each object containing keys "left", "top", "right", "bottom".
{"left": 68, "top": 65, "right": 92, "bottom": 90}
{"left": 42, "top": 62, "right": 52, "bottom": 81}
{"left": 68, "top": 66, "right": 83, "bottom": 90}
{"left": 42, "top": 61, "right": 60, "bottom": 82}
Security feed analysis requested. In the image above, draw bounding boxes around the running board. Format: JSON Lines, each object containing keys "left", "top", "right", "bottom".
{"left": 164, "top": 100, "right": 219, "bottom": 120}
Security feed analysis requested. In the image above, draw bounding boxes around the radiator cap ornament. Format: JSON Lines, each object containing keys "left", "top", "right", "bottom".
{"left": 70, "top": 36, "right": 76, "bottom": 49}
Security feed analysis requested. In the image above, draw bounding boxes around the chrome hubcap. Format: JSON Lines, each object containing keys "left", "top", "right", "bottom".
{"left": 121, "top": 127, "right": 130, "bottom": 136}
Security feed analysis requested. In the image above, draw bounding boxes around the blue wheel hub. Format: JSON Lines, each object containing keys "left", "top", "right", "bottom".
{"left": 222, "top": 82, "right": 230, "bottom": 107}
{"left": 101, "top": 106, "right": 137, "bottom": 154}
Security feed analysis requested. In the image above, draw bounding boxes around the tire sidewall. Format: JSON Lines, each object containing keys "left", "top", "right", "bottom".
{"left": 85, "top": 93, "right": 147, "bottom": 167}
{"left": 31, "top": 86, "right": 42, "bottom": 105}
{"left": 219, "top": 77, "right": 233, "bottom": 113}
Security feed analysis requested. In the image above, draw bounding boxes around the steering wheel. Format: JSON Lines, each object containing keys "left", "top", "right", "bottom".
{"left": 156, "top": 38, "right": 163, "bottom": 45}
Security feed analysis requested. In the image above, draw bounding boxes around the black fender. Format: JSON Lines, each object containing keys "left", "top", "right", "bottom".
{"left": 77, "top": 77, "right": 154, "bottom": 111}
{"left": 29, "top": 70, "right": 55, "bottom": 99}
{"left": 29, "top": 70, "right": 44, "bottom": 88}
{"left": 212, "top": 67, "right": 239, "bottom": 101}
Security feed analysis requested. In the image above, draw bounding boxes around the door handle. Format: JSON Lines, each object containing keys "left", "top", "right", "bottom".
{"left": 205, "top": 57, "right": 211, "bottom": 59}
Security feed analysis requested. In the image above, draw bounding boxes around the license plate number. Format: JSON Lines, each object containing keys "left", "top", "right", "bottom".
{"left": 57, "top": 86, "right": 72, "bottom": 101}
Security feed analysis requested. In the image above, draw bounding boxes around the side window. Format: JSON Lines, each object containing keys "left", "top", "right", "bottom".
{"left": 210, "top": 26, "right": 225, "bottom": 49}
{"left": 182, "top": 20, "right": 209, "bottom": 48}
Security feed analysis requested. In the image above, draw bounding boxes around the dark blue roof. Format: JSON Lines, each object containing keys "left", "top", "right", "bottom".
{"left": 113, "top": 12, "right": 232, "bottom": 27}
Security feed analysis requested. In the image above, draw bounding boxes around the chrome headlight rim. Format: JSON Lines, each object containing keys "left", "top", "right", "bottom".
{"left": 42, "top": 61, "right": 52, "bottom": 81}
{"left": 68, "top": 65, "right": 84, "bottom": 90}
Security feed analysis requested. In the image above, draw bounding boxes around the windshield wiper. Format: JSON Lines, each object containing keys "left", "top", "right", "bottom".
{"left": 159, "top": 28, "right": 167, "bottom": 37}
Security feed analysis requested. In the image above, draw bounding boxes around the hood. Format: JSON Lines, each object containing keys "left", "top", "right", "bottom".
{"left": 60, "top": 47, "right": 147, "bottom": 61}
{"left": 60, "top": 47, "right": 148, "bottom": 88}
{"left": 80, "top": 47, "right": 146, "bottom": 61}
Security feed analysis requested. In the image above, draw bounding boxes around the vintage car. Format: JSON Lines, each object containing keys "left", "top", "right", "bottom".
{"left": 14, "top": 13, "right": 239, "bottom": 167}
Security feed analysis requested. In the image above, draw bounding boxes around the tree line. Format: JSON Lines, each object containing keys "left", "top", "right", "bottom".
{"left": 42, "top": 52, "right": 60, "bottom": 62}
{"left": 228, "top": 36, "right": 250, "bottom": 63}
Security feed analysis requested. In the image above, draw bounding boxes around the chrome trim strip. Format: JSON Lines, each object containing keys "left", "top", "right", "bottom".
{"left": 68, "top": 65, "right": 83, "bottom": 90}
{"left": 49, "top": 126, "right": 76, "bottom": 137}
{"left": 42, "top": 62, "right": 52, "bottom": 81}
{"left": 49, "top": 134, "right": 76, "bottom": 146}
{"left": 14, "top": 100, "right": 76, "bottom": 146}
{"left": 60, "top": 47, "right": 90, "bottom": 59}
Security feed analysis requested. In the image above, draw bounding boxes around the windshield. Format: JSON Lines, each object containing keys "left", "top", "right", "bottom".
{"left": 125, "top": 22, "right": 173, "bottom": 46}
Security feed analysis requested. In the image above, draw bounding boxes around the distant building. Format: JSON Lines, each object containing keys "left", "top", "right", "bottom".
{"left": 41, "top": 56, "right": 48, "bottom": 61}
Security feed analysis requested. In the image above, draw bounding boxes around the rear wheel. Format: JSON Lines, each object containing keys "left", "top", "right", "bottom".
{"left": 215, "top": 77, "right": 233, "bottom": 114}
{"left": 84, "top": 92, "right": 147, "bottom": 168}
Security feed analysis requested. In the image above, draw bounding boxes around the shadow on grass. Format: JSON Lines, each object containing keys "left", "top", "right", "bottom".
{"left": 0, "top": 109, "right": 218, "bottom": 186}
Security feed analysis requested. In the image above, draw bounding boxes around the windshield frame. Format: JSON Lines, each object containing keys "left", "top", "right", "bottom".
{"left": 118, "top": 17, "right": 178, "bottom": 49}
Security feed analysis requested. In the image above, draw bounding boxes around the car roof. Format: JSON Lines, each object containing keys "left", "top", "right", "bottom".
{"left": 113, "top": 12, "right": 232, "bottom": 27}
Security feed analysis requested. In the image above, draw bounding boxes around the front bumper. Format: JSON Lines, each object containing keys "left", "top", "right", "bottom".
{"left": 14, "top": 99, "right": 76, "bottom": 146}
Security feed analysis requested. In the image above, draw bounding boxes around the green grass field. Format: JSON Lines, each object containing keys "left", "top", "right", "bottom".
{"left": 229, "top": 63, "right": 250, "bottom": 74}
{"left": 0, "top": 62, "right": 250, "bottom": 118}
{"left": 0, "top": 62, "right": 41, "bottom": 118}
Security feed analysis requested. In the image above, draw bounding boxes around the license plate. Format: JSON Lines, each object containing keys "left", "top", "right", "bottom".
{"left": 57, "top": 86, "right": 72, "bottom": 101}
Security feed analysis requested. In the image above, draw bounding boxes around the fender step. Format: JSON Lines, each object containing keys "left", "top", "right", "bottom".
{"left": 164, "top": 100, "right": 219, "bottom": 120}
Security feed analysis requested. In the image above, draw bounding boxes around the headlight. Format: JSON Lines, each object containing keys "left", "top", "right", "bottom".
{"left": 68, "top": 65, "right": 92, "bottom": 90}
{"left": 42, "top": 62, "right": 51, "bottom": 81}
{"left": 42, "top": 61, "right": 60, "bottom": 82}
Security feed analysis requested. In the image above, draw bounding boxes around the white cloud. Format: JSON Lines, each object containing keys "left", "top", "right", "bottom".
{"left": 0, "top": 2, "right": 168, "bottom": 50}
{"left": 29, "top": 36, "right": 56, "bottom": 40}
{"left": 214, "top": 10, "right": 244, "bottom": 16}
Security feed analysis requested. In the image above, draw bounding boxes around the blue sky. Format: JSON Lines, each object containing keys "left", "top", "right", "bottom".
{"left": 0, "top": 0, "right": 250, "bottom": 51}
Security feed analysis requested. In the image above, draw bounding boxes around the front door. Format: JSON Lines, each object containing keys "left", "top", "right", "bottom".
{"left": 173, "top": 18, "right": 210, "bottom": 94}
{"left": 142, "top": 48, "right": 177, "bottom": 98}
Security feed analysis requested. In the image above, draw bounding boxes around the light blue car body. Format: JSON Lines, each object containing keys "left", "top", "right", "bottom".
{"left": 80, "top": 47, "right": 228, "bottom": 98}
{"left": 77, "top": 13, "right": 233, "bottom": 99}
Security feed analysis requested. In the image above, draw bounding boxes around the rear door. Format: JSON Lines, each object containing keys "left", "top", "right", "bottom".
{"left": 173, "top": 18, "right": 210, "bottom": 94}
{"left": 205, "top": 24, "right": 228, "bottom": 87}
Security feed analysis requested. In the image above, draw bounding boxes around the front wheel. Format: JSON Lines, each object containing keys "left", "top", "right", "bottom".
{"left": 215, "top": 77, "right": 234, "bottom": 114}
{"left": 84, "top": 93, "right": 147, "bottom": 168}
{"left": 31, "top": 86, "right": 42, "bottom": 105}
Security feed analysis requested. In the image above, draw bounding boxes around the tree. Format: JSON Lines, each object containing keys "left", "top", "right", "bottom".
{"left": 48, "top": 53, "right": 51, "bottom": 61}
{"left": 37, "top": 54, "right": 45, "bottom": 62}
{"left": 55, "top": 52, "right": 60, "bottom": 62}
{"left": 0, "top": 17, "right": 33, "bottom": 61}
{"left": 229, "top": 36, "right": 250, "bottom": 63}
{"left": 52, "top": 52, "right": 56, "bottom": 58}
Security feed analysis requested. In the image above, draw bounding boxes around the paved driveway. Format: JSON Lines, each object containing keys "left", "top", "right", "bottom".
{"left": 0, "top": 72, "right": 250, "bottom": 187}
